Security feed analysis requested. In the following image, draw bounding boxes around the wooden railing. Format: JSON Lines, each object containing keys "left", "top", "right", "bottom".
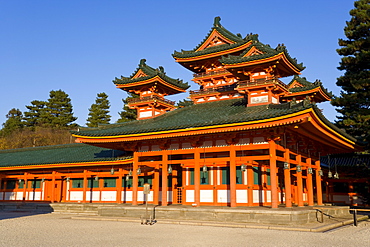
{"left": 193, "top": 69, "right": 230, "bottom": 79}
{"left": 128, "top": 95, "right": 175, "bottom": 105}
{"left": 238, "top": 77, "right": 288, "bottom": 89}
{"left": 189, "top": 84, "right": 236, "bottom": 96}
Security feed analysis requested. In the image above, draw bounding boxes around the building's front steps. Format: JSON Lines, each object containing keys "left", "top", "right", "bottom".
{"left": 49, "top": 203, "right": 353, "bottom": 225}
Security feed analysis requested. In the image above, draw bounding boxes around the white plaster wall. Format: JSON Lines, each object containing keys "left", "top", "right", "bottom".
{"left": 217, "top": 190, "right": 230, "bottom": 203}
{"left": 29, "top": 191, "right": 41, "bottom": 201}
{"left": 138, "top": 191, "right": 154, "bottom": 202}
{"left": 4, "top": 192, "right": 16, "bottom": 200}
{"left": 200, "top": 190, "right": 213, "bottom": 202}
{"left": 266, "top": 190, "right": 271, "bottom": 202}
{"left": 122, "top": 191, "right": 133, "bottom": 202}
{"left": 253, "top": 190, "right": 264, "bottom": 203}
{"left": 69, "top": 191, "right": 83, "bottom": 201}
{"left": 186, "top": 190, "right": 194, "bottom": 202}
{"left": 16, "top": 192, "right": 23, "bottom": 200}
{"left": 101, "top": 191, "right": 117, "bottom": 201}
{"left": 236, "top": 190, "right": 248, "bottom": 203}
{"left": 86, "top": 191, "right": 100, "bottom": 201}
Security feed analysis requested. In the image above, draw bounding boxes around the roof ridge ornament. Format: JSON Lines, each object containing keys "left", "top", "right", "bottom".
{"left": 139, "top": 59, "right": 146, "bottom": 67}
{"left": 213, "top": 16, "right": 221, "bottom": 27}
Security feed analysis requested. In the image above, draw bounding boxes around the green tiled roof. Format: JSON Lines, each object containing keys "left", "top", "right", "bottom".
{"left": 0, "top": 143, "right": 132, "bottom": 168}
{"left": 219, "top": 43, "right": 305, "bottom": 71}
{"left": 172, "top": 17, "right": 258, "bottom": 59}
{"left": 113, "top": 59, "right": 189, "bottom": 90}
{"left": 71, "top": 98, "right": 356, "bottom": 142}
{"left": 288, "top": 75, "right": 333, "bottom": 97}
{"left": 321, "top": 154, "right": 370, "bottom": 168}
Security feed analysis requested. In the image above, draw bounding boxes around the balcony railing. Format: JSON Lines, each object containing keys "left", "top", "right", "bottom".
{"left": 128, "top": 95, "right": 175, "bottom": 105}
{"left": 238, "top": 77, "right": 288, "bottom": 89}
{"left": 193, "top": 69, "right": 230, "bottom": 79}
{"left": 189, "top": 84, "right": 237, "bottom": 96}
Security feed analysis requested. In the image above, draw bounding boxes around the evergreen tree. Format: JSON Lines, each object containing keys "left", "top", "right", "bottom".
{"left": 86, "top": 92, "right": 111, "bottom": 127}
{"left": 1, "top": 108, "right": 24, "bottom": 136}
{"left": 176, "top": 99, "right": 194, "bottom": 108}
{"left": 331, "top": 0, "right": 370, "bottom": 146}
{"left": 24, "top": 100, "right": 48, "bottom": 127}
{"left": 117, "top": 92, "right": 138, "bottom": 123}
{"left": 45, "top": 90, "right": 77, "bottom": 128}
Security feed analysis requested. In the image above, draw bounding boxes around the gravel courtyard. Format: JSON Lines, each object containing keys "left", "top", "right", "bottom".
{"left": 0, "top": 212, "right": 369, "bottom": 247}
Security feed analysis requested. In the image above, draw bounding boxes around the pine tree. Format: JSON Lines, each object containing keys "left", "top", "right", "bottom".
{"left": 86, "top": 92, "right": 111, "bottom": 127}
{"left": 24, "top": 100, "right": 48, "bottom": 127}
{"left": 1, "top": 108, "right": 24, "bottom": 136}
{"left": 176, "top": 99, "right": 194, "bottom": 108}
{"left": 45, "top": 90, "right": 77, "bottom": 128}
{"left": 117, "top": 92, "right": 138, "bottom": 123}
{"left": 331, "top": 0, "right": 370, "bottom": 146}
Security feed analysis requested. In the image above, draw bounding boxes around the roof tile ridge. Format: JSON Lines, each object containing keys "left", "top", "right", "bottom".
{"left": 173, "top": 17, "right": 244, "bottom": 55}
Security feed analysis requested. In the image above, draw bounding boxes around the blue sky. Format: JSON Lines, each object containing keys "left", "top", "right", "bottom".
{"left": 0, "top": 0, "right": 355, "bottom": 127}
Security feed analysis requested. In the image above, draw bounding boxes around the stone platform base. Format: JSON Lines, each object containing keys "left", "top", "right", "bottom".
{"left": 50, "top": 203, "right": 352, "bottom": 225}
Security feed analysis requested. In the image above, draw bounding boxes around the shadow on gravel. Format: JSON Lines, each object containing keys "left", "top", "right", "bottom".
{"left": 0, "top": 202, "right": 53, "bottom": 220}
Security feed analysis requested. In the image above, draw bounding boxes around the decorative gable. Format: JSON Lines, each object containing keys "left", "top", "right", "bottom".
{"left": 289, "top": 81, "right": 304, "bottom": 89}
{"left": 132, "top": 69, "right": 148, "bottom": 79}
{"left": 243, "top": 46, "right": 264, "bottom": 57}
{"left": 196, "top": 29, "right": 235, "bottom": 51}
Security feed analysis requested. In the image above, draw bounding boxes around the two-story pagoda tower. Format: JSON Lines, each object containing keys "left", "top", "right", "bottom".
{"left": 173, "top": 17, "right": 331, "bottom": 106}
{"left": 113, "top": 59, "right": 189, "bottom": 120}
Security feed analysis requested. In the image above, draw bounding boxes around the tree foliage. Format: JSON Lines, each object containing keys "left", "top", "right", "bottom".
{"left": 1, "top": 90, "right": 77, "bottom": 150}
{"left": 331, "top": 0, "right": 370, "bottom": 146}
{"left": 1, "top": 108, "right": 24, "bottom": 136}
{"left": 176, "top": 99, "right": 194, "bottom": 108}
{"left": 46, "top": 90, "right": 77, "bottom": 128}
{"left": 117, "top": 92, "right": 138, "bottom": 123}
{"left": 86, "top": 92, "right": 111, "bottom": 127}
{"left": 23, "top": 90, "right": 77, "bottom": 129}
{"left": 24, "top": 100, "right": 48, "bottom": 127}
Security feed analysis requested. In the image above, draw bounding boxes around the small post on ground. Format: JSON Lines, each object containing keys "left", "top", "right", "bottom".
{"left": 141, "top": 183, "right": 154, "bottom": 225}
{"left": 353, "top": 209, "right": 357, "bottom": 227}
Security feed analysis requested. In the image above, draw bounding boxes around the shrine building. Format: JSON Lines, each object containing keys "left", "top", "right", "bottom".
{"left": 0, "top": 17, "right": 361, "bottom": 208}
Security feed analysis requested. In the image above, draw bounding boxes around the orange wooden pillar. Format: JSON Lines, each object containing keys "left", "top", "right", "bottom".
{"left": 117, "top": 168, "right": 123, "bottom": 203}
{"left": 83, "top": 170, "right": 87, "bottom": 203}
{"left": 51, "top": 171, "right": 56, "bottom": 203}
{"left": 268, "top": 139, "right": 279, "bottom": 208}
{"left": 247, "top": 162, "right": 254, "bottom": 206}
{"left": 283, "top": 149, "right": 292, "bottom": 208}
{"left": 315, "top": 160, "right": 323, "bottom": 205}
{"left": 194, "top": 148, "right": 200, "bottom": 207}
{"left": 153, "top": 165, "right": 160, "bottom": 205}
{"left": 306, "top": 158, "right": 314, "bottom": 206}
{"left": 132, "top": 153, "right": 139, "bottom": 206}
{"left": 296, "top": 155, "right": 304, "bottom": 207}
{"left": 229, "top": 144, "right": 237, "bottom": 207}
{"left": 22, "top": 172, "right": 28, "bottom": 201}
{"left": 161, "top": 152, "right": 168, "bottom": 206}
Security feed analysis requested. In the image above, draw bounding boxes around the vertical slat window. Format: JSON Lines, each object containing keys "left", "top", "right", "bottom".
{"left": 103, "top": 178, "right": 116, "bottom": 188}
{"left": 200, "top": 170, "right": 209, "bottom": 185}
{"left": 236, "top": 167, "right": 242, "bottom": 184}
{"left": 72, "top": 179, "right": 83, "bottom": 188}
{"left": 88, "top": 178, "right": 99, "bottom": 188}
{"left": 189, "top": 168, "right": 194, "bottom": 185}
{"left": 122, "top": 178, "right": 132, "bottom": 189}
{"left": 6, "top": 180, "right": 16, "bottom": 190}
{"left": 267, "top": 169, "right": 271, "bottom": 186}
{"left": 138, "top": 176, "right": 153, "bottom": 187}
{"left": 29, "top": 180, "right": 41, "bottom": 189}
{"left": 222, "top": 167, "right": 230, "bottom": 185}
{"left": 253, "top": 167, "right": 262, "bottom": 185}
{"left": 18, "top": 180, "right": 25, "bottom": 189}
